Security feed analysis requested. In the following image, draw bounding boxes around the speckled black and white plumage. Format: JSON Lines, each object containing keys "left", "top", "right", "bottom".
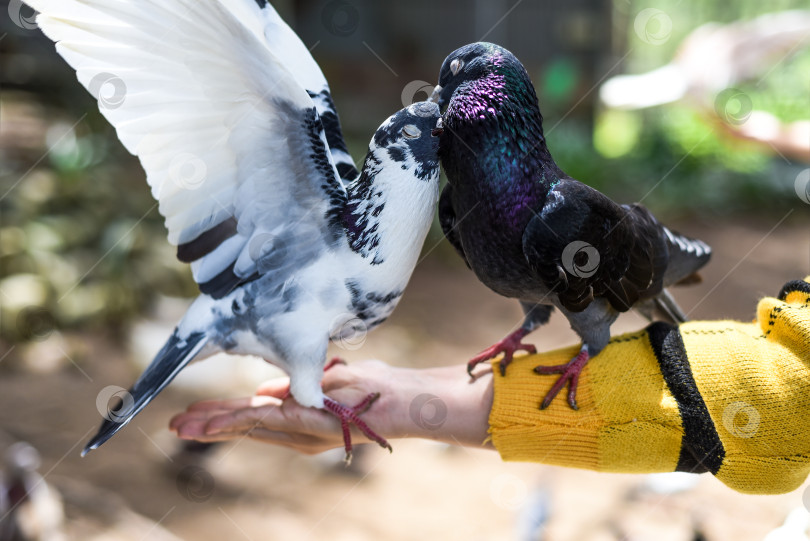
{"left": 434, "top": 43, "right": 711, "bottom": 408}
{"left": 26, "top": 0, "right": 442, "bottom": 454}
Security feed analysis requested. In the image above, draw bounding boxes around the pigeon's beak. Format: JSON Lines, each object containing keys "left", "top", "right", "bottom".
{"left": 428, "top": 85, "right": 442, "bottom": 104}
{"left": 431, "top": 117, "right": 444, "bottom": 137}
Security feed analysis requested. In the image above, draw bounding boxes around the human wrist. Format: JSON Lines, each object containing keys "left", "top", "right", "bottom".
{"left": 385, "top": 365, "right": 493, "bottom": 448}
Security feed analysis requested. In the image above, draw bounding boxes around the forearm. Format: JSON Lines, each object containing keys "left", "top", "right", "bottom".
{"left": 381, "top": 364, "right": 494, "bottom": 448}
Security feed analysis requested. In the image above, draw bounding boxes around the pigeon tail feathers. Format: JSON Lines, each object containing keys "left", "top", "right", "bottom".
{"left": 662, "top": 227, "right": 712, "bottom": 287}
{"left": 82, "top": 330, "right": 208, "bottom": 456}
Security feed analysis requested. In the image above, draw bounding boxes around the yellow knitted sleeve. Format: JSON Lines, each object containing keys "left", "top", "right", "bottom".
{"left": 487, "top": 277, "right": 810, "bottom": 495}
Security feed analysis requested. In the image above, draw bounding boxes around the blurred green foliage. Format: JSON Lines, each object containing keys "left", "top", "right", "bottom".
{"left": 553, "top": 99, "right": 802, "bottom": 217}
{"left": 1, "top": 99, "right": 196, "bottom": 342}
{"left": 543, "top": 1, "right": 809, "bottom": 217}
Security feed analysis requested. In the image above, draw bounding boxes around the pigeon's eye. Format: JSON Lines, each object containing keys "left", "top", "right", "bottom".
{"left": 450, "top": 58, "right": 464, "bottom": 75}
{"left": 402, "top": 124, "right": 421, "bottom": 139}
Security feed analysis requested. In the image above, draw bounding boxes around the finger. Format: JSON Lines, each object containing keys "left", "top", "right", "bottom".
{"left": 191, "top": 426, "right": 326, "bottom": 454}
{"left": 173, "top": 416, "right": 215, "bottom": 439}
{"left": 169, "top": 406, "right": 237, "bottom": 431}
{"left": 174, "top": 410, "right": 335, "bottom": 452}
{"left": 176, "top": 421, "right": 324, "bottom": 450}
{"left": 185, "top": 395, "right": 278, "bottom": 413}
{"left": 170, "top": 396, "right": 280, "bottom": 432}
{"left": 255, "top": 378, "right": 291, "bottom": 398}
{"left": 169, "top": 410, "right": 216, "bottom": 432}
{"left": 244, "top": 427, "right": 297, "bottom": 444}
{"left": 172, "top": 411, "right": 271, "bottom": 443}
{"left": 203, "top": 404, "right": 289, "bottom": 436}
{"left": 176, "top": 429, "right": 249, "bottom": 443}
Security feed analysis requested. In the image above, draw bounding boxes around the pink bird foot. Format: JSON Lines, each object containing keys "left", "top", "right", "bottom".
{"left": 534, "top": 347, "right": 590, "bottom": 410}
{"left": 324, "top": 394, "right": 392, "bottom": 464}
{"left": 467, "top": 328, "right": 537, "bottom": 379}
{"left": 323, "top": 356, "right": 348, "bottom": 372}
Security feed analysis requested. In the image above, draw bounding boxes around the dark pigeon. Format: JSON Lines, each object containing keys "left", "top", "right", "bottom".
{"left": 432, "top": 42, "right": 711, "bottom": 409}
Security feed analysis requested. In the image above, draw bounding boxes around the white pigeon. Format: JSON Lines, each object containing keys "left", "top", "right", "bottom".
{"left": 25, "top": 0, "right": 443, "bottom": 460}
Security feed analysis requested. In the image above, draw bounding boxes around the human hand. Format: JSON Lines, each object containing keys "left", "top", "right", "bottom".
{"left": 169, "top": 360, "right": 494, "bottom": 455}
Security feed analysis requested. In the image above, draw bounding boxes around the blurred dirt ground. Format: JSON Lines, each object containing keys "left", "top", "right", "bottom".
{"left": 1, "top": 219, "right": 809, "bottom": 541}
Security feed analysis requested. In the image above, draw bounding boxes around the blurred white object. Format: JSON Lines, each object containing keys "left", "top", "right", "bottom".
{"left": 600, "top": 11, "right": 810, "bottom": 163}
{"left": 0, "top": 442, "right": 65, "bottom": 541}
{"left": 601, "top": 11, "right": 810, "bottom": 108}
{"left": 601, "top": 64, "right": 688, "bottom": 110}
{"left": 641, "top": 472, "right": 701, "bottom": 495}
{"left": 763, "top": 508, "right": 810, "bottom": 541}
{"left": 515, "top": 485, "right": 551, "bottom": 541}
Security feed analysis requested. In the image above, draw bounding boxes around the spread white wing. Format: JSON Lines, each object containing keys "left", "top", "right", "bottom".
{"left": 221, "top": 0, "right": 359, "bottom": 180}
{"left": 27, "top": 0, "right": 351, "bottom": 297}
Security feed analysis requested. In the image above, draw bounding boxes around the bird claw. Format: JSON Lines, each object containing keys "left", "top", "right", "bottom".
{"left": 324, "top": 356, "right": 348, "bottom": 372}
{"left": 467, "top": 328, "right": 536, "bottom": 380}
{"left": 351, "top": 392, "right": 380, "bottom": 416}
{"left": 323, "top": 394, "right": 392, "bottom": 465}
{"left": 534, "top": 348, "right": 590, "bottom": 410}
